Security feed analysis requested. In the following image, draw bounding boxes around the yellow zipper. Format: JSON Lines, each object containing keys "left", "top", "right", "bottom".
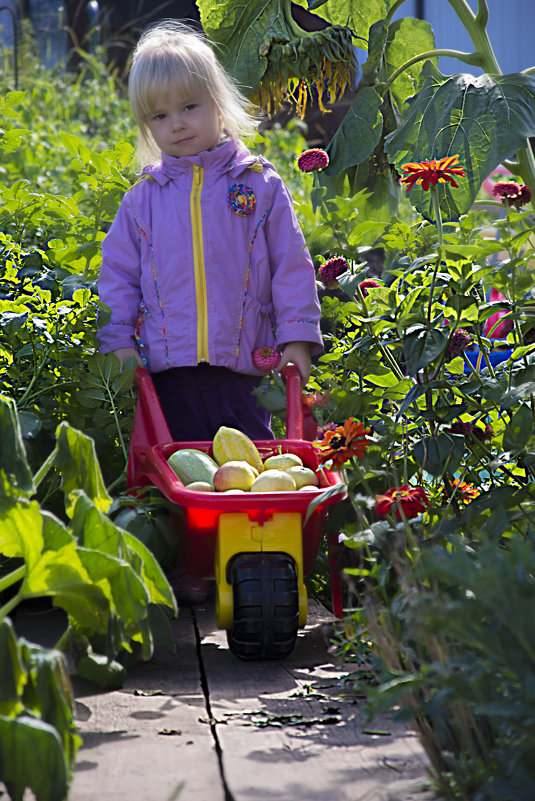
{"left": 190, "top": 164, "right": 209, "bottom": 363}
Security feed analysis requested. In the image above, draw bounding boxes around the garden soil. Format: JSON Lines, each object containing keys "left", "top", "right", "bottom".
{"left": 13, "top": 600, "right": 438, "bottom": 801}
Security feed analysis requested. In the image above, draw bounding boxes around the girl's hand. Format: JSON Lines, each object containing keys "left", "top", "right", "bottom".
{"left": 113, "top": 347, "right": 143, "bottom": 369}
{"left": 277, "top": 341, "right": 311, "bottom": 386}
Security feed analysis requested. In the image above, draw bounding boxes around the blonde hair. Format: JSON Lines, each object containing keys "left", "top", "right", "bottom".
{"left": 128, "top": 20, "right": 258, "bottom": 166}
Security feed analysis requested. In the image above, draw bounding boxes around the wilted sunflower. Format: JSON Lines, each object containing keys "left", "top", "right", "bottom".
{"left": 252, "top": 11, "right": 356, "bottom": 117}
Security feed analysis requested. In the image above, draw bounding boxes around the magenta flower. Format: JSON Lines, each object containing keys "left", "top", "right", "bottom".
{"left": 491, "top": 181, "right": 532, "bottom": 209}
{"left": 445, "top": 328, "right": 473, "bottom": 361}
{"left": 473, "top": 424, "right": 494, "bottom": 443}
{"left": 357, "top": 279, "right": 382, "bottom": 298}
{"left": 318, "top": 256, "right": 349, "bottom": 289}
{"left": 296, "top": 148, "right": 329, "bottom": 173}
{"left": 448, "top": 421, "right": 475, "bottom": 436}
{"left": 252, "top": 346, "right": 281, "bottom": 371}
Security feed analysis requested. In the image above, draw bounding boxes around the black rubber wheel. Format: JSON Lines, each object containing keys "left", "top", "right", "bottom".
{"left": 227, "top": 553, "right": 299, "bottom": 661}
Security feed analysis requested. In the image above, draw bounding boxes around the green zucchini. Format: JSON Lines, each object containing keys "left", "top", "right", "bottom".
{"left": 167, "top": 448, "right": 218, "bottom": 486}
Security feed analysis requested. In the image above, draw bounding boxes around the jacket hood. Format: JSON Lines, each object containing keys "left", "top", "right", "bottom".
{"left": 141, "top": 138, "right": 268, "bottom": 185}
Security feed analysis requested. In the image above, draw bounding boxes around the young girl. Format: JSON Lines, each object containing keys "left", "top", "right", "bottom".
{"left": 97, "top": 21, "right": 323, "bottom": 599}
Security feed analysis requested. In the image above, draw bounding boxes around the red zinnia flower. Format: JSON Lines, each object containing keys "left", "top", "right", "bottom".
{"left": 442, "top": 478, "right": 481, "bottom": 504}
{"left": 316, "top": 417, "right": 370, "bottom": 468}
{"left": 357, "top": 279, "right": 382, "bottom": 298}
{"left": 375, "top": 485, "right": 429, "bottom": 520}
{"left": 252, "top": 346, "right": 281, "bottom": 371}
{"left": 491, "top": 181, "right": 532, "bottom": 209}
{"left": 318, "top": 256, "right": 349, "bottom": 289}
{"left": 296, "top": 148, "right": 329, "bottom": 173}
{"left": 399, "top": 154, "right": 466, "bottom": 193}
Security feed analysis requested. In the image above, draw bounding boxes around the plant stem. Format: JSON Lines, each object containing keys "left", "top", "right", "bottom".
{"left": 0, "top": 564, "right": 25, "bottom": 596}
{"left": 426, "top": 186, "right": 443, "bottom": 329}
{"left": 0, "top": 589, "right": 24, "bottom": 620}
{"left": 382, "top": 49, "right": 483, "bottom": 95}
{"left": 33, "top": 448, "right": 57, "bottom": 489}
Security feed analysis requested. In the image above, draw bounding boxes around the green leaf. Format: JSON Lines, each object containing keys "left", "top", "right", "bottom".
{"left": 325, "top": 87, "right": 383, "bottom": 174}
{"left": 303, "top": 481, "right": 347, "bottom": 525}
{"left": 54, "top": 422, "right": 112, "bottom": 516}
{"left": 0, "top": 395, "right": 35, "bottom": 499}
{"left": 503, "top": 404, "right": 533, "bottom": 453}
{"left": 403, "top": 326, "right": 448, "bottom": 374}
{"left": 501, "top": 382, "right": 535, "bottom": 411}
{"left": 75, "top": 652, "right": 126, "bottom": 690}
{"left": 198, "top": 0, "right": 280, "bottom": 92}
{"left": 0, "top": 499, "right": 43, "bottom": 565}
{"left": 413, "top": 433, "right": 465, "bottom": 476}
{"left": 0, "top": 714, "right": 69, "bottom": 801}
{"left": 384, "top": 17, "right": 436, "bottom": 111}
{"left": 385, "top": 65, "right": 535, "bottom": 222}
{"left": 0, "top": 620, "right": 26, "bottom": 717}
{"left": 19, "top": 641, "right": 81, "bottom": 767}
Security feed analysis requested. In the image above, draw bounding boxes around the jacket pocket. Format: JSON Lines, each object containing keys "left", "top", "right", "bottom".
{"left": 235, "top": 294, "right": 276, "bottom": 372}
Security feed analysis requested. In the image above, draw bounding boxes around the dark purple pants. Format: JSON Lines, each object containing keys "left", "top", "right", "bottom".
{"left": 150, "top": 364, "right": 273, "bottom": 442}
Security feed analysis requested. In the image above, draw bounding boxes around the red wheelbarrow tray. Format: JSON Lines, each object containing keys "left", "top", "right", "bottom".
{"left": 127, "top": 365, "right": 347, "bottom": 617}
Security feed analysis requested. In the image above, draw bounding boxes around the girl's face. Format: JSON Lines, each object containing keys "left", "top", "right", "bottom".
{"left": 146, "top": 83, "right": 222, "bottom": 158}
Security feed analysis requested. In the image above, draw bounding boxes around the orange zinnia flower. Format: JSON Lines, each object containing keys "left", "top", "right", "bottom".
{"left": 400, "top": 154, "right": 466, "bottom": 192}
{"left": 443, "top": 478, "right": 481, "bottom": 504}
{"left": 316, "top": 417, "right": 370, "bottom": 468}
{"left": 375, "top": 485, "right": 430, "bottom": 520}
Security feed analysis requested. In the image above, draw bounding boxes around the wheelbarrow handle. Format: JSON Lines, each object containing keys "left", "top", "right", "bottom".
{"left": 281, "top": 364, "right": 304, "bottom": 440}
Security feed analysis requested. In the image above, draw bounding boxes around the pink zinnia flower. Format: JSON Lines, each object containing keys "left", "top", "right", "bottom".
{"left": 491, "top": 181, "right": 532, "bottom": 209}
{"left": 473, "top": 424, "right": 494, "bottom": 443}
{"left": 296, "top": 148, "right": 329, "bottom": 173}
{"left": 445, "top": 328, "right": 473, "bottom": 361}
{"left": 252, "top": 346, "right": 281, "bottom": 371}
{"left": 357, "top": 279, "right": 382, "bottom": 298}
{"left": 318, "top": 256, "right": 349, "bottom": 289}
{"left": 448, "top": 421, "right": 475, "bottom": 436}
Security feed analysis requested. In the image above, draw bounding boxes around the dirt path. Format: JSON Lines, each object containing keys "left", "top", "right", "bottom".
{"left": 59, "top": 600, "right": 436, "bottom": 801}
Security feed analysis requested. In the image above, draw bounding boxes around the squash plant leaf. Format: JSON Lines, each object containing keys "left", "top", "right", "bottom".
{"left": 0, "top": 620, "right": 26, "bottom": 717}
{"left": 0, "top": 395, "right": 35, "bottom": 499}
{"left": 385, "top": 63, "right": 535, "bottom": 221}
{"left": 54, "top": 422, "right": 112, "bottom": 517}
{"left": 0, "top": 714, "right": 69, "bottom": 801}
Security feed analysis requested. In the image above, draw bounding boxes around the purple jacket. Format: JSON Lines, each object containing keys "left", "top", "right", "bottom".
{"left": 97, "top": 137, "right": 323, "bottom": 375}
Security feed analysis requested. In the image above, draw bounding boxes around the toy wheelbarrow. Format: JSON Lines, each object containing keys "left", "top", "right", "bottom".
{"left": 127, "top": 364, "right": 346, "bottom": 660}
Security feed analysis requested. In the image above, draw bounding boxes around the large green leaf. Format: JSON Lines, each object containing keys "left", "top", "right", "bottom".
{"left": 0, "top": 620, "right": 26, "bottom": 717}
{"left": 325, "top": 86, "right": 383, "bottom": 173}
{"left": 0, "top": 498, "right": 43, "bottom": 566}
{"left": 198, "top": 0, "right": 283, "bottom": 91}
{"left": 54, "top": 422, "right": 112, "bottom": 516}
{"left": 0, "top": 714, "right": 69, "bottom": 801}
{"left": 70, "top": 492, "right": 176, "bottom": 614}
{"left": 306, "top": 0, "right": 392, "bottom": 39}
{"left": 0, "top": 394, "right": 34, "bottom": 499}
{"left": 384, "top": 17, "right": 436, "bottom": 111}
{"left": 385, "top": 63, "right": 535, "bottom": 221}
{"left": 19, "top": 640, "right": 81, "bottom": 768}
{"left": 414, "top": 433, "right": 465, "bottom": 476}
